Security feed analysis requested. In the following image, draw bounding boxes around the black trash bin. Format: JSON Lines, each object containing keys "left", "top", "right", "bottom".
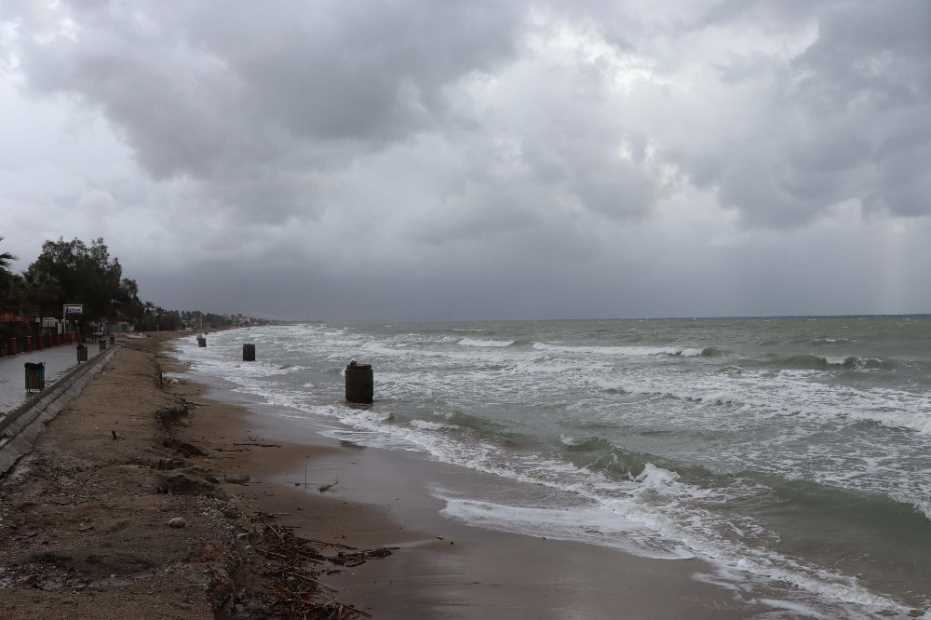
{"left": 25, "top": 362, "right": 45, "bottom": 392}
{"left": 197, "top": 335, "right": 207, "bottom": 348}
{"left": 99, "top": 338, "right": 108, "bottom": 353}
{"left": 243, "top": 343, "right": 256, "bottom": 361}
{"left": 77, "top": 343, "right": 88, "bottom": 362}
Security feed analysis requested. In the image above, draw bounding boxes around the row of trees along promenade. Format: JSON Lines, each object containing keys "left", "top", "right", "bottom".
{"left": 0, "top": 236, "right": 243, "bottom": 355}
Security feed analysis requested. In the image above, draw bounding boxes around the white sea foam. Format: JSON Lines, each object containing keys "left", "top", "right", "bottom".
{"left": 410, "top": 419, "right": 459, "bottom": 432}
{"left": 559, "top": 434, "right": 587, "bottom": 447}
{"left": 438, "top": 495, "right": 691, "bottom": 560}
{"left": 458, "top": 338, "right": 515, "bottom": 347}
{"left": 677, "top": 348, "right": 704, "bottom": 357}
{"left": 635, "top": 463, "right": 680, "bottom": 487}
{"left": 757, "top": 598, "right": 827, "bottom": 618}
{"left": 532, "top": 342, "right": 687, "bottom": 356}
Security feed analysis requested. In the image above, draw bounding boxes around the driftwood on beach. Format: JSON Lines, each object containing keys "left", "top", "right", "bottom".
{"left": 239, "top": 511, "right": 393, "bottom": 618}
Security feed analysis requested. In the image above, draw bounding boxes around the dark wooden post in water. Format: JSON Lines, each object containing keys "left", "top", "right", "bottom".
{"left": 197, "top": 335, "right": 207, "bottom": 348}
{"left": 243, "top": 343, "right": 256, "bottom": 361}
{"left": 25, "top": 362, "right": 45, "bottom": 392}
{"left": 76, "top": 343, "right": 88, "bottom": 363}
{"left": 345, "top": 361, "right": 373, "bottom": 404}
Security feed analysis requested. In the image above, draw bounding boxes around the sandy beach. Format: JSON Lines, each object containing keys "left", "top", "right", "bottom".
{"left": 211, "top": 400, "right": 756, "bottom": 619}
{"left": 0, "top": 334, "right": 382, "bottom": 618}
{"left": 0, "top": 333, "right": 766, "bottom": 618}
{"left": 169, "top": 334, "right": 766, "bottom": 619}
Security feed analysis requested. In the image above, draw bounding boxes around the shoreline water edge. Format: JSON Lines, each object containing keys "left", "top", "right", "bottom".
{"left": 170, "top": 333, "right": 757, "bottom": 619}
{"left": 170, "top": 320, "right": 931, "bottom": 619}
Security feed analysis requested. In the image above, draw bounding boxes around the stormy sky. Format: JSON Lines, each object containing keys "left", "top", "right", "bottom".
{"left": 1, "top": 1, "right": 929, "bottom": 320}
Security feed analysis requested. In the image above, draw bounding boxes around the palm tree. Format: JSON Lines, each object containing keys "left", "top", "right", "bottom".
{"left": 0, "top": 237, "right": 17, "bottom": 312}
{"left": 0, "top": 237, "right": 13, "bottom": 275}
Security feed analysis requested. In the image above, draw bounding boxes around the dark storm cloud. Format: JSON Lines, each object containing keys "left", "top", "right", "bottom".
{"left": 2, "top": 0, "right": 931, "bottom": 318}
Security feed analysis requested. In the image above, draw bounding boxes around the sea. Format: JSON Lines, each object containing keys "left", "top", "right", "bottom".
{"left": 174, "top": 317, "right": 931, "bottom": 618}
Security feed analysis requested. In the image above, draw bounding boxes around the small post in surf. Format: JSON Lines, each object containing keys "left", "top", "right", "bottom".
{"left": 345, "top": 360, "right": 374, "bottom": 404}
{"left": 243, "top": 343, "right": 256, "bottom": 361}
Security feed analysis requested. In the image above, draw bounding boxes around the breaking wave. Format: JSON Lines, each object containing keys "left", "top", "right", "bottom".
{"left": 748, "top": 354, "right": 899, "bottom": 371}
{"left": 458, "top": 337, "right": 516, "bottom": 348}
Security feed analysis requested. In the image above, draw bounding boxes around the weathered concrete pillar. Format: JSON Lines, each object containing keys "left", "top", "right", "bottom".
{"left": 25, "top": 362, "right": 45, "bottom": 392}
{"left": 76, "top": 344, "right": 88, "bottom": 363}
{"left": 345, "top": 361, "right": 373, "bottom": 404}
{"left": 243, "top": 343, "right": 256, "bottom": 361}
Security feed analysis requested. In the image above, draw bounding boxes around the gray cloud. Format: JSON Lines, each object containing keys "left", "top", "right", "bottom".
{"left": 1, "top": 1, "right": 930, "bottom": 318}
{"left": 671, "top": 0, "right": 931, "bottom": 225}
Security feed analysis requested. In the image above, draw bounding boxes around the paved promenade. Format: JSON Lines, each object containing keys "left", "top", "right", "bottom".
{"left": 0, "top": 344, "right": 93, "bottom": 413}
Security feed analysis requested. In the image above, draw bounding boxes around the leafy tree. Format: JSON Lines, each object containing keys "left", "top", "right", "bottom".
{"left": 2, "top": 235, "right": 261, "bottom": 335}
{"left": 24, "top": 237, "right": 125, "bottom": 320}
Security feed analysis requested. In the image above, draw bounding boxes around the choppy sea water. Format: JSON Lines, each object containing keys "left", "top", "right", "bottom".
{"left": 174, "top": 318, "right": 931, "bottom": 618}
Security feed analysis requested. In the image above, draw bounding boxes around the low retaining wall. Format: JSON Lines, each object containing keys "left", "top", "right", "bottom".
{"left": 0, "top": 347, "right": 115, "bottom": 476}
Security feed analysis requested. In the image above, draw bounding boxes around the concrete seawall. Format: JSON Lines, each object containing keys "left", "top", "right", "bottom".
{"left": 0, "top": 347, "right": 115, "bottom": 476}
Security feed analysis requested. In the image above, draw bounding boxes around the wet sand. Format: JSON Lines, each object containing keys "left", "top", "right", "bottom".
{"left": 180, "top": 351, "right": 761, "bottom": 619}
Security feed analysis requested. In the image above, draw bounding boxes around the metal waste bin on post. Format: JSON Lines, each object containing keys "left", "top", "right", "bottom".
{"left": 243, "top": 343, "right": 256, "bottom": 361}
{"left": 345, "top": 361, "right": 373, "bottom": 404}
{"left": 77, "top": 343, "right": 88, "bottom": 363}
{"left": 25, "top": 362, "right": 45, "bottom": 392}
